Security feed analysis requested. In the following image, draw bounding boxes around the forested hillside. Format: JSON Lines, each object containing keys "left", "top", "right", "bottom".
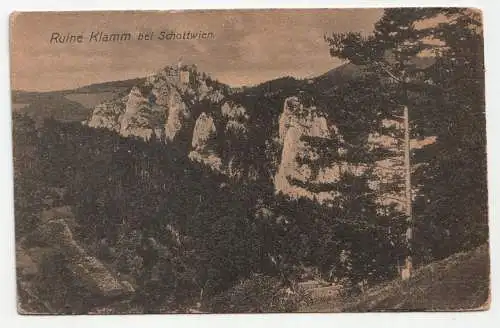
{"left": 13, "top": 8, "right": 488, "bottom": 313}
{"left": 14, "top": 114, "right": 407, "bottom": 313}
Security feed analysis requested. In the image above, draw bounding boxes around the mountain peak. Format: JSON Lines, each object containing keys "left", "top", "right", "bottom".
{"left": 86, "top": 63, "right": 229, "bottom": 142}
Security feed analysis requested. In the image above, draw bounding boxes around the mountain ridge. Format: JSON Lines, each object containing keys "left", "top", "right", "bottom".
{"left": 10, "top": 63, "right": 351, "bottom": 123}
{"left": 82, "top": 62, "right": 426, "bottom": 208}
{"left": 13, "top": 61, "right": 436, "bottom": 208}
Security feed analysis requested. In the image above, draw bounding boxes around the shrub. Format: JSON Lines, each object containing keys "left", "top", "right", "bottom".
{"left": 207, "top": 274, "right": 312, "bottom": 313}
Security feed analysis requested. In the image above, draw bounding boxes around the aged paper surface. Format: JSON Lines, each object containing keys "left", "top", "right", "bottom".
{"left": 10, "top": 8, "right": 489, "bottom": 314}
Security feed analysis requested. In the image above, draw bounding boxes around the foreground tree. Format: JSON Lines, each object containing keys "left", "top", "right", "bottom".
{"left": 326, "top": 8, "right": 487, "bottom": 276}
{"left": 325, "top": 8, "right": 447, "bottom": 279}
{"left": 412, "top": 9, "right": 487, "bottom": 262}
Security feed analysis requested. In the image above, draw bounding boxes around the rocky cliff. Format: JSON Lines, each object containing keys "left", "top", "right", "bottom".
{"left": 188, "top": 112, "right": 222, "bottom": 170}
{"left": 86, "top": 64, "right": 225, "bottom": 142}
{"left": 274, "top": 95, "right": 435, "bottom": 209}
{"left": 86, "top": 63, "right": 435, "bottom": 208}
{"left": 17, "top": 206, "right": 134, "bottom": 314}
{"left": 86, "top": 64, "right": 254, "bottom": 178}
{"left": 275, "top": 96, "right": 347, "bottom": 202}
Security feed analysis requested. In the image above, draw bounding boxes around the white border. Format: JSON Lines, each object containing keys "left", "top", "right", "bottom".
{"left": 1, "top": 1, "right": 499, "bottom": 327}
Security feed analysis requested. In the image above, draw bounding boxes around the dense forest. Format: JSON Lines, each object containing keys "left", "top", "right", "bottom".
{"left": 13, "top": 8, "right": 488, "bottom": 313}
{"left": 14, "top": 113, "right": 408, "bottom": 312}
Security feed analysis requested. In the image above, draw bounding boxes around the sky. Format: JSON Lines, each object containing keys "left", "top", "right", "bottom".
{"left": 10, "top": 9, "right": 383, "bottom": 91}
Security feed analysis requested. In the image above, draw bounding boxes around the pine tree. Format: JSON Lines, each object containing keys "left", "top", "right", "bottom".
{"left": 325, "top": 8, "right": 447, "bottom": 279}
{"left": 412, "top": 9, "right": 487, "bottom": 262}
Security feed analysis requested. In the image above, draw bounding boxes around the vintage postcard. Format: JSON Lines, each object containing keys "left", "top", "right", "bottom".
{"left": 10, "top": 8, "right": 489, "bottom": 314}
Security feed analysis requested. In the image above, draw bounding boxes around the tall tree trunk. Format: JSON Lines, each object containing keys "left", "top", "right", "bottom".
{"left": 402, "top": 104, "right": 413, "bottom": 280}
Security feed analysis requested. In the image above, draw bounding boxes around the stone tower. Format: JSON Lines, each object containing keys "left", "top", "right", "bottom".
{"left": 177, "top": 57, "right": 190, "bottom": 84}
{"left": 179, "top": 70, "right": 190, "bottom": 85}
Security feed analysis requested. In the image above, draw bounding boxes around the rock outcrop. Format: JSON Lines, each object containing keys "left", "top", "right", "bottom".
{"left": 191, "top": 112, "right": 217, "bottom": 151}
{"left": 85, "top": 63, "right": 436, "bottom": 210}
{"left": 86, "top": 64, "right": 226, "bottom": 142}
{"left": 164, "top": 89, "right": 189, "bottom": 141}
{"left": 275, "top": 96, "right": 349, "bottom": 203}
{"left": 188, "top": 112, "right": 222, "bottom": 170}
{"left": 17, "top": 206, "right": 134, "bottom": 313}
{"left": 119, "top": 86, "right": 165, "bottom": 140}
{"left": 87, "top": 99, "right": 126, "bottom": 132}
{"left": 187, "top": 101, "right": 252, "bottom": 175}
{"left": 86, "top": 64, "right": 260, "bottom": 179}
{"left": 274, "top": 95, "right": 436, "bottom": 209}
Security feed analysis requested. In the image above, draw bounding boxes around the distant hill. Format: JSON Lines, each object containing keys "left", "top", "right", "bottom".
{"left": 11, "top": 64, "right": 362, "bottom": 124}
{"left": 11, "top": 77, "right": 144, "bottom": 123}
{"left": 12, "top": 92, "right": 92, "bottom": 123}
{"left": 316, "top": 62, "right": 364, "bottom": 84}
{"left": 68, "top": 77, "right": 145, "bottom": 94}
{"left": 11, "top": 57, "right": 435, "bottom": 124}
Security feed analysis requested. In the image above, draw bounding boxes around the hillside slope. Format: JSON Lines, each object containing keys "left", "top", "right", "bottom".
{"left": 303, "top": 244, "right": 490, "bottom": 312}
{"left": 11, "top": 78, "right": 142, "bottom": 123}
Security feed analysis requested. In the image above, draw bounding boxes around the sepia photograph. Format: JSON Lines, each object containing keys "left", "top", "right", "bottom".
{"left": 10, "top": 8, "right": 489, "bottom": 314}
